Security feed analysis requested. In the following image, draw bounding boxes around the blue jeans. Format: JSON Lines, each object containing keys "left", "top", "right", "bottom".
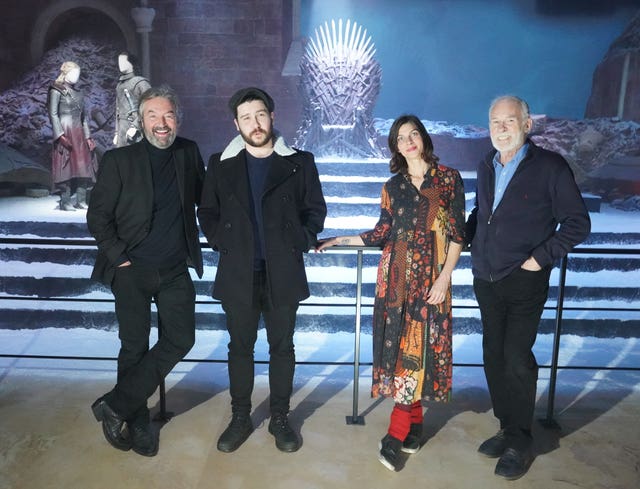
{"left": 473, "top": 266, "right": 551, "bottom": 448}
{"left": 108, "top": 261, "right": 195, "bottom": 422}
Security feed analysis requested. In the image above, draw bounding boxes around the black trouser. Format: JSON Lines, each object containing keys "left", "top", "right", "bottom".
{"left": 473, "top": 267, "right": 551, "bottom": 448}
{"left": 221, "top": 271, "right": 298, "bottom": 416}
{"left": 107, "top": 262, "right": 195, "bottom": 424}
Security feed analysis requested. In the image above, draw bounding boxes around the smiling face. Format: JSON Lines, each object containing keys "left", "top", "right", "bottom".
{"left": 489, "top": 98, "right": 532, "bottom": 163}
{"left": 140, "top": 96, "right": 178, "bottom": 149}
{"left": 395, "top": 122, "right": 424, "bottom": 161}
{"left": 234, "top": 99, "right": 274, "bottom": 150}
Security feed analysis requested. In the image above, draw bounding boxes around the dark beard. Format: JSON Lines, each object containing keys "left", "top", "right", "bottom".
{"left": 240, "top": 128, "right": 273, "bottom": 148}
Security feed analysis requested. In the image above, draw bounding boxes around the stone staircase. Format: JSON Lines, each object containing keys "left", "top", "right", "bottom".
{"left": 0, "top": 158, "right": 639, "bottom": 338}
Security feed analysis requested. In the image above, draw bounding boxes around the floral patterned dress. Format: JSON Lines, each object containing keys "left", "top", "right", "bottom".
{"left": 360, "top": 164, "right": 465, "bottom": 404}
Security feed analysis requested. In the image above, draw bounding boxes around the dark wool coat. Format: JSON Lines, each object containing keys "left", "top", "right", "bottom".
{"left": 87, "top": 136, "right": 205, "bottom": 285}
{"left": 467, "top": 140, "right": 591, "bottom": 282}
{"left": 197, "top": 135, "right": 327, "bottom": 307}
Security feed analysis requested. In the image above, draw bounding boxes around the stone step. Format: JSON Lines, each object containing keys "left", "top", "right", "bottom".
{"left": 0, "top": 271, "right": 637, "bottom": 302}
{"left": 1, "top": 220, "right": 638, "bottom": 245}
{"left": 1, "top": 246, "right": 638, "bottom": 272}
{"left": 0, "top": 309, "right": 637, "bottom": 338}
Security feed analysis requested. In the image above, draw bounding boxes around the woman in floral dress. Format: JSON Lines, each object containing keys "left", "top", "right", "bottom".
{"left": 317, "top": 115, "right": 465, "bottom": 471}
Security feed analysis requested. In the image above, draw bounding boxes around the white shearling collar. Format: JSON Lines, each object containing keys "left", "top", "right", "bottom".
{"left": 220, "top": 132, "right": 296, "bottom": 161}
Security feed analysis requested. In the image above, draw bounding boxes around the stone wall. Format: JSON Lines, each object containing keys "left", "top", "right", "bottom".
{"left": 0, "top": 0, "right": 301, "bottom": 159}
{"left": 149, "top": 0, "right": 300, "bottom": 158}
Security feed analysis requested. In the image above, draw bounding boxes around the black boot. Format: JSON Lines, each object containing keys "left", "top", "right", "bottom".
{"left": 217, "top": 412, "right": 253, "bottom": 452}
{"left": 378, "top": 434, "right": 403, "bottom": 471}
{"left": 402, "top": 423, "right": 423, "bottom": 454}
{"left": 268, "top": 412, "right": 300, "bottom": 452}
{"left": 130, "top": 421, "right": 159, "bottom": 457}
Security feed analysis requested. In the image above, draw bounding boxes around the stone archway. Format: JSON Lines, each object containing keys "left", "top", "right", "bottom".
{"left": 30, "top": 0, "right": 137, "bottom": 64}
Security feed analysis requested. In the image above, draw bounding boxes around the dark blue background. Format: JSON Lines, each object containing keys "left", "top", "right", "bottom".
{"left": 301, "top": 0, "right": 637, "bottom": 125}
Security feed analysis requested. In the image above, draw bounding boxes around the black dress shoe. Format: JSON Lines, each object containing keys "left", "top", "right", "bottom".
{"left": 495, "top": 447, "right": 534, "bottom": 480}
{"left": 91, "top": 397, "right": 131, "bottom": 451}
{"left": 268, "top": 413, "right": 300, "bottom": 452}
{"left": 478, "top": 429, "right": 508, "bottom": 458}
{"left": 130, "top": 423, "right": 159, "bottom": 457}
{"left": 217, "top": 412, "right": 254, "bottom": 452}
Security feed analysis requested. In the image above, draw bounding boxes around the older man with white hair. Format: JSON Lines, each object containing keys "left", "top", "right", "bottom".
{"left": 467, "top": 95, "right": 590, "bottom": 480}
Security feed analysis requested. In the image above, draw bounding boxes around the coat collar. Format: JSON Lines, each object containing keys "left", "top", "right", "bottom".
{"left": 220, "top": 131, "right": 296, "bottom": 161}
{"left": 485, "top": 138, "right": 537, "bottom": 168}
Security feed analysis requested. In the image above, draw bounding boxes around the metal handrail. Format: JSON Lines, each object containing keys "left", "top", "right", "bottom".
{"left": 1, "top": 237, "right": 639, "bottom": 426}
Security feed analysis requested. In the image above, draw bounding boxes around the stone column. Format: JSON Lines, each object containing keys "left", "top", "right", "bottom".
{"left": 130, "top": 1, "right": 156, "bottom": 79}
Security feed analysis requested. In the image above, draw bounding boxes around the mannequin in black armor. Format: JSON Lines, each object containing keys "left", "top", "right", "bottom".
{"left": 114, "top": 52, "right": 151, "bottom": 147}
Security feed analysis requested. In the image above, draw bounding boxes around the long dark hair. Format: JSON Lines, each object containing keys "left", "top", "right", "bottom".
{"left": 388, "top": 114, "right": 439, "bottom": 174}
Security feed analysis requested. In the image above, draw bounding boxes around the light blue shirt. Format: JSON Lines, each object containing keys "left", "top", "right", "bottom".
{"left": 492, "top": 143, "right": 529, "bottom": 212}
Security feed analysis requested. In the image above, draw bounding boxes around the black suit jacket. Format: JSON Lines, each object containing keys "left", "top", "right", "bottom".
{"left": 197, "top": 145, "right": 326, "bottom": 306}
{"left": 87, "top": 137, "right": 205, "bottom": 285}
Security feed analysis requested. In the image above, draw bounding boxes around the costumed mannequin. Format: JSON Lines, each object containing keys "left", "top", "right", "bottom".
{"left": 113, "top": 52, "right": 150, "bottom": 147}
{"left": 47, "top": 61, "right": 96, "bottom": 211}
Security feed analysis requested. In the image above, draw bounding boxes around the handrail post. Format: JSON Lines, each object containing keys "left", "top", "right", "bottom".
{"left": 346, "top": 249, "right": 365, "bottom": 425}
{"left": 152, "top": 316, "right": 174, "bottom": 422}
{"left": 540, "top": 255, "right": 568, "bottom": 429}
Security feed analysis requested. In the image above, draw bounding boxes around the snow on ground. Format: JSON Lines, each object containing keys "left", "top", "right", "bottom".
{"left": 2, "top": 328, "right": 639, "bottom": 397}
{"left": 0, "top": 192, "right": 639, "bottom": 238}
{"left": 1, "top": 186, "right": 638, "bottom": 382}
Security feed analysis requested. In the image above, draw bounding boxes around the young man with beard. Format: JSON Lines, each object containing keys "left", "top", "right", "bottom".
{"left": 198, "top": 87, "right": 326, "bottom": 453}
{"left": 87, "top": 85, "right": 205, "bottom": 457}
{"left": 467, "top": 95, "right": 590, "bottom": 480}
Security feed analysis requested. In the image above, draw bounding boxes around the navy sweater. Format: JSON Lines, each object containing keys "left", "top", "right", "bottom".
{"left": 467, "top": 140, "right": 591, "bottom": 282}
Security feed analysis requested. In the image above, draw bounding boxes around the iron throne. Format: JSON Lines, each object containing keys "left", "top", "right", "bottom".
{"left": 295, "top": 19, "right": 383, "bottom": 158}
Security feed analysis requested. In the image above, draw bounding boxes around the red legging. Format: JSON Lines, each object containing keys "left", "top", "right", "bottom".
{"left": 388, "top": 401, "right": 423, "bottom": 440}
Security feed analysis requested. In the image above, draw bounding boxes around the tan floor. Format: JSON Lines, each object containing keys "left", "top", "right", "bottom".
{"left": 1, "top": 360, "right": 639, "bottom": 489}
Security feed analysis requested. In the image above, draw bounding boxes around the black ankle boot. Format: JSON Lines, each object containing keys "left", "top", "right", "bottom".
{"left": 378, "top": 434, "right": 403, "bottom": 471}
{"left": 268, "top": 412, "right": 300, "bottom": 452}
{"left": 402, "top": 423, "right": 423, "bottom": 454}
{"left": 217, "top": 412, "right": 253, "bottom": 452}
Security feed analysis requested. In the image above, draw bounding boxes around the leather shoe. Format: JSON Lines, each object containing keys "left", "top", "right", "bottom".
{"left": 217, "top": 412, "right": 254, "bottom": 452}
{"left": 401, "top": 423, "right": 422, "bottom": 454}
{"left": 268, "top": 413, "right": 300, "bottom": 452}
{"left": 130, "top": 422, "right": 159, "bottom": 457}
{"left": 378, "top": 434, "right": 403, "bottom": 471}
{"left": 478, "top": 429, "right": 508, "bottom": 458}
{"left": 91, "top": 397, "right": 131, "bottom": 451}
{"left": 495, "top": 447, "right": 534, "bottom": 480}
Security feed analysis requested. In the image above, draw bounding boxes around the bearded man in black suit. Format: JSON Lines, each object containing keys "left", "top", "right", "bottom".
{"left": 87, "top": 85, "right": 205, "bottom": 457}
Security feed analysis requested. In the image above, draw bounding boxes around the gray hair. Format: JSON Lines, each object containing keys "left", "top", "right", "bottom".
{"left": 489, "top": 95, "right": 530, "bottom": 121}
{"left": 138, "top": 85, "right": 183, "bottom": 124}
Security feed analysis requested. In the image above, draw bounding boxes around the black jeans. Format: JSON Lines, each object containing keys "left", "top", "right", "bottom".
{"left": 473, "top": 266, "right": 551, "bottom": 448}
{"left": 108, "top": 262, "right": 195, "bottom": 423}
{"left": 221, "top": 271, "right": 298, "bottom": 415}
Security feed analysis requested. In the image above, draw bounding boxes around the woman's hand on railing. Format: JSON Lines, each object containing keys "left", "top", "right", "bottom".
{"left": 315, "top": 237, "right": 338, "bottom": 252}
{"left": 315, "top": 235, "right": 366, "bottom": 252}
